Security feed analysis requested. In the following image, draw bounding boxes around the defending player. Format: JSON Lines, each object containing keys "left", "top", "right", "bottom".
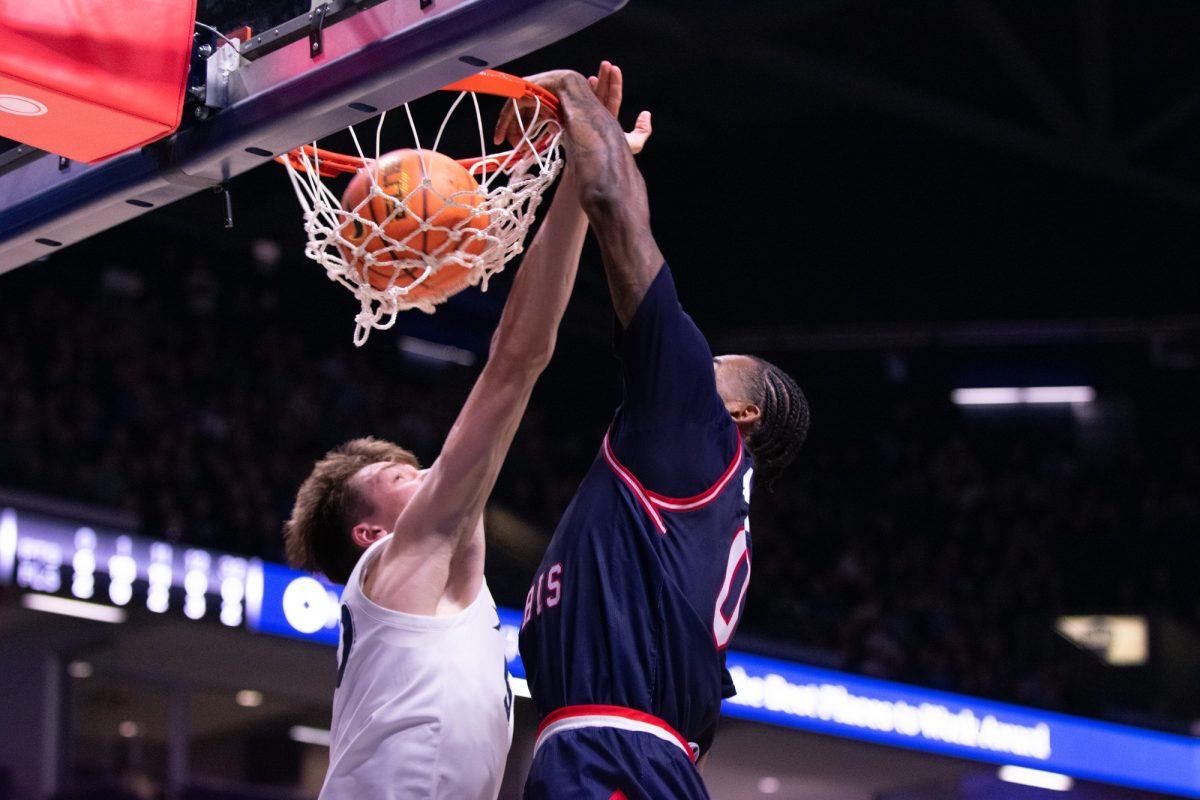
{"left": 282, "top": 69, "right": 650, "bottom": 800}
{"left": 517, "top": 65, "right": 810, "bottom": 799}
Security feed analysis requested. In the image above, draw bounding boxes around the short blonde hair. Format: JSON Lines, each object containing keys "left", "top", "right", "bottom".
{"left": 283, "top": 437, "right": 419, "bottom": 584}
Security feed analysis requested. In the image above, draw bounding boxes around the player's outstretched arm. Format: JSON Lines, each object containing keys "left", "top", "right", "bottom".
{"left": 368, "top": 164, "right": 589, "bottom": 608}
{"left": 550, "top": 63, "right": 662, "bottom": 327}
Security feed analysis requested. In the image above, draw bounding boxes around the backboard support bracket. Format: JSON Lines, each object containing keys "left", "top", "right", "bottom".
{"left": 235, "top": 0, "right": 393, "bottom": 63}
{"left": 310, "top": 3, "right": 331, "bottom": 57}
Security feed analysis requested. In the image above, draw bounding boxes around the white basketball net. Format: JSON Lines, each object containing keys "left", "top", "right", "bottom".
{"left": 282, "top": 90, "right": 564, "bottom": 346}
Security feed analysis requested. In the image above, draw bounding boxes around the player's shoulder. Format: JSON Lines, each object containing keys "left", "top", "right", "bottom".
{"left": 340, "top": 533, "right": 388, "bottom": 600}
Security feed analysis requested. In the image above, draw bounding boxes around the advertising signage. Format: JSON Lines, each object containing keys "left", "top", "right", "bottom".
{"left": 723, "top": 654, "right": 1199, "bottom": 798}
{"left": 0, "top": 506, "right": 250, "bottom": 626}
{"left": 3, "top": 504, "right": 1198, "bottom": 797}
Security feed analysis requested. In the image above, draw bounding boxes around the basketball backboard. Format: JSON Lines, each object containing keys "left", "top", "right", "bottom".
{"left": 0, "top": 0, "right": 625, "bottom": 276}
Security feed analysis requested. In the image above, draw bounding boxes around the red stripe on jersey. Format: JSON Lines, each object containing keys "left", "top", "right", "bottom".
{"left": 603, "top": 425, "right": 745, "bottom": 520}
{"left": 537, "top": 703, "right": 695, "bottom": 761}
{"left": 644, "top": 427, "right": 744, "bottom": 511}
{"left": 602, "top": 432, "right": 668, "bottom": 533}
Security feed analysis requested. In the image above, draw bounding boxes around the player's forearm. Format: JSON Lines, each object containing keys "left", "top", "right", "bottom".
{"left": 401, "top": 172, "right": 586, "bottom": 541}
{"left": 489, "top": 168, "right": 588, "bottom": 369}
{"left": 555, "top": 79, "right": 663, "bottom": 326}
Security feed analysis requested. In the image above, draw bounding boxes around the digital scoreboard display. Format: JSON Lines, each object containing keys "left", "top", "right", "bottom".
{"left": 0, "top": 506, "right": 251, "bottom": 627}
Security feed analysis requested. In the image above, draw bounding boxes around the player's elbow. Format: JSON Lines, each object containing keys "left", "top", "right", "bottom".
{"left": 580, "top": 175, "right": 649, "bottom": 236}
{"left": 489, "top": 334, "right": 555, "bottom": 375}
{"left": 579, "top": 181, "right": 622, "bottom": 221}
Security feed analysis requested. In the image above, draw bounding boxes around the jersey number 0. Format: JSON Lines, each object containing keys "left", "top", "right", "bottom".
{"left": 712, "top": 469, "right": 753, "bottom": 649}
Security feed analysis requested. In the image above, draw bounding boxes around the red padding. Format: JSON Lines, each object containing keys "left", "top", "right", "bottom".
{"left": 0, "top": 0, "right": 197, "bottom": 163}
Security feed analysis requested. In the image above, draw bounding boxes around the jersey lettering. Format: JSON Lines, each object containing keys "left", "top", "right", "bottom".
{"left": 712, "top": 528, "right": 750, "bottom": 649}
{"left": 712, "top": 468, "right": 754, "bottom": 649}
{"left": 522, "top": 583, "right": 535, "bottom": 628}
{"left": 336, "top": 603, "right": 355, "bottom": 688}
{"left": 719, "top": 551, "right": 751, "bottom": 621}
{"left": 502, "top": 659, "right": 513, "bottom": 721}
{"left": 522, "top": 562, "right": 564, "bottom": 627}
{"left": 545, "top": 564, "right": 562, "bottom": 607}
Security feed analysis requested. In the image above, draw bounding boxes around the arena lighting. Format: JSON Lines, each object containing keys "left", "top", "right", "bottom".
{"left": 397, "top": 336, "right": 477, "bottom": 367}
{"left": 21, "top": 593, "right": 127, "bottom": 623}
{"left": 289, "top": 725, "right": 332, "bottom": 748}
{"left": 1056, "top": 615, "right": 1148, "bottom": 666}
{"left": 1022, "top": 386, "right": 1095, "bottom": 404}
{"left": 67, "top": 661, "right": 93, "bottom": 679}
{"left": 235, "top": 690, "right": 263, "bottom": 708}
{"left": 951, "top": 386, "right": 1095, "bottom": 406}
{"left": 757, "top": 776, "right": 781, "bottom": 794}
{"left": 0, "top": 507, "right": 16, "bottom": 580}
{"left": 997, "top": 765, "right": 1074, "bottom": 791}
{"left": 244, "top": 559, "right": 264, "bottom": 628}
{"left": 118, "top": 721, "right": 141, "bottom": 739}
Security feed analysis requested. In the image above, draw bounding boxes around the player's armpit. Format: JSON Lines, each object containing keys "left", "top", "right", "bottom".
{"left": 614, "top": 264, "right": 725, "bottom": 425}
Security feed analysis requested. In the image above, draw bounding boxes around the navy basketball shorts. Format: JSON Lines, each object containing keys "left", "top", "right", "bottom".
{"left": 523, "top": 705, "right": 711, "bottom": 800}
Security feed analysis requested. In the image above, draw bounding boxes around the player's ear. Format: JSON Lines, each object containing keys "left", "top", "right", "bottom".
{"left": 351, "top": 523, "right": 388, "bottom": 549}
{"left": 725, "top": 399, "right": 761, "bottom": 429}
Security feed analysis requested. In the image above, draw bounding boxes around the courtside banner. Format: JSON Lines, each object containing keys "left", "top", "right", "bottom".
{"left": 242, "top": 563, "right": 524, "bottom": 652}
{"left": 3, "top": 503, "right": 1197, "bottom": 796}
{"left": 720, "top": 652, "right": 1200, "bottom": 798}
{"left": 245, "top": 560, "right": 342, "bottom": 647}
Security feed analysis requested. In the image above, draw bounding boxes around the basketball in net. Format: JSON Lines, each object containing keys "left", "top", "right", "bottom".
{"left": 338, "top": 149, "right": 489, "bottom": 301}
{"left": 279, "top": 70, "right": 564, "bottom": 346}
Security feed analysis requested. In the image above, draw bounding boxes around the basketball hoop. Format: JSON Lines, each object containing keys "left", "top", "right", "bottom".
{"left": 279, "top": 70, "right": 564, "bottom": 346}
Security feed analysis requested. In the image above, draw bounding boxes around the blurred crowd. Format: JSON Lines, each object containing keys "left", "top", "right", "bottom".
{"left": 1, "top": 246, "right": 1197, "bottom": 729}
{"left": 745, "top": 395, "right": 1200, "bottom": 721}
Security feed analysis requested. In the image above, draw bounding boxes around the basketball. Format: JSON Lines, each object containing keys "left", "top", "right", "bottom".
{"left": 338, "top": 148, "right": 489, "bottom": 300}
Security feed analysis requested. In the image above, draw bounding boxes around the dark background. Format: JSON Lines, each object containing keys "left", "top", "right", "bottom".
{"left": 110, "top": 0, "right": 1200, "bottom": 334}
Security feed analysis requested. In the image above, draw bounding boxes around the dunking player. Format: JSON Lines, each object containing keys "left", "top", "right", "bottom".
{"left": 518, "top": 65, "right": 810, "bottom": 799}
{"left": 282, "top": 68, "right": 649, "bottom": 800}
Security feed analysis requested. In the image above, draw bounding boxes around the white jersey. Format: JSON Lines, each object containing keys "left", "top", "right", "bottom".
{"left": 320, "top": 535, "right": 514, "bottom": 800}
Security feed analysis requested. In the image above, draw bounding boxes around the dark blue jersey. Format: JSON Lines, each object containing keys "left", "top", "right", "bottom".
{"left": 518, "top": 264, "right": 754, "bottom": 758}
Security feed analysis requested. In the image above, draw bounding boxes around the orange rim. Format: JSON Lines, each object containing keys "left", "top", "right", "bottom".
{"left": 277, "top": 69, "right": 561, "bottom": 177}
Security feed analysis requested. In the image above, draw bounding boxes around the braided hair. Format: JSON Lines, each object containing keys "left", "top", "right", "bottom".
{"left": 744, "top": 357, "right": 810, "bottom": 487}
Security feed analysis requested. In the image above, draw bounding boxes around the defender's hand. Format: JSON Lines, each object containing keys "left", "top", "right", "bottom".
{"left": 587, "top": 60, "right": 652, "bottom": 155}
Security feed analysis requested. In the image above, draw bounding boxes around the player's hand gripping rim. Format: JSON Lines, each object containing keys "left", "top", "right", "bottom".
{"left": 492, "top": 61, "right": 652, "bottom": 155}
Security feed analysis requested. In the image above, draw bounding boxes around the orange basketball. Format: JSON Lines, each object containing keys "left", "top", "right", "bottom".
{"left": 339, "top": 148, "right": 489, "bottom": 301}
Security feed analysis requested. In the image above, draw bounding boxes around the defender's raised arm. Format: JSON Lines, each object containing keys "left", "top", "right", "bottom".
{"left": 365, "top": 165, "right": 589, "bottom": 612}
